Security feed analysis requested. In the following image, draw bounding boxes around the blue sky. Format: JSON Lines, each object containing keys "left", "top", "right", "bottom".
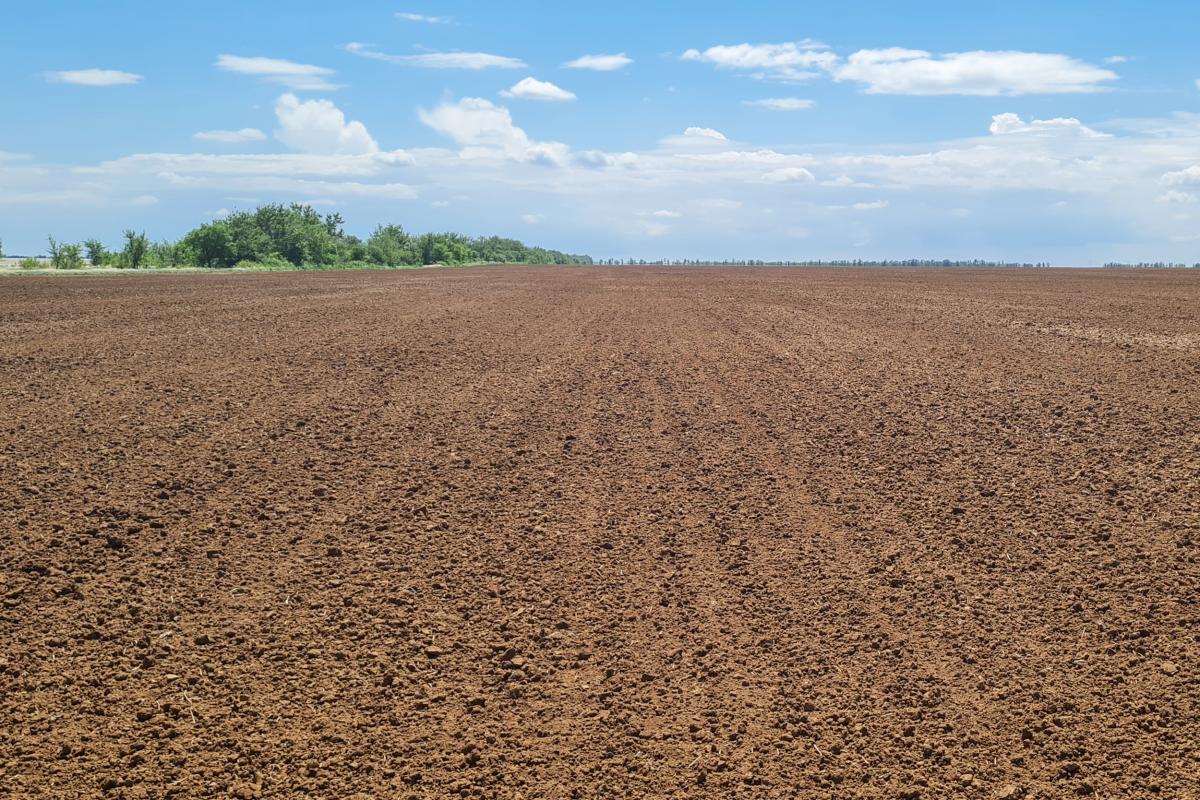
{"left": 3, "top": 0, "right": 1199, "bottom": 263}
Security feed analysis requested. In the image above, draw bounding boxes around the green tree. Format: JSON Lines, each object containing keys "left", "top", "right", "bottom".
{"left": 182, "top": 223, "right": 234, "bottom": 267}
{"left": 366, "top": 224, "right": 416, "bottom": 266}
{"left": 121, "top": 230, "right": 149, "bottom": 269}
{"left": 83, "top": 239, "right": 109, "bottom": 266}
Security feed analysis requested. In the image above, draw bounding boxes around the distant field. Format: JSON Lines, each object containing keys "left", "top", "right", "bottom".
{"left": 1, "top": 265, "right": 1196, "bottom": 798}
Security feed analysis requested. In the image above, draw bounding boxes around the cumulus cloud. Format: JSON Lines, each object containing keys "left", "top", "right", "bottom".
{"left": 396, "top": 12, "right": 451, "bottom": 23}
{"left": 345, "top": 43, "right": 524, "bottom": 70}
{"left": 216, "top": 55, "right": 337, "bottom": 91}
{"left": 761, "top": 167, "right": 816, "bottom": 183}
{"left": 274, "top": 94, "right": 378, "bottom": 155}
{"left": 44, "top": 68, "right": 142, "bottom": 87}
{"left": 419, "top": 97, "right": 568, "bottom": 166}
{"left": 193, "top": 128, "right": 267, "bottom": 144}
{"left": 651, "top": 209, "right": 682, "bottom": 218}
{"left": 500, "top": 77, "right": 576, "bottom": 101}
{"left": 988, "top": 112, "right": 1109, "bottom": 138}
{"left": 744, "top": 97, "right": 814, "bottom": 111}
{"left": 564, "top": 53, "right": 633, "bottom": 71}
{"left": 681, "top": 41, "right": 837, "bottom": 81}
{"left": 835, "top": 49, "right": 1117, "bottom": 95}
{"left": 1161, "top": 165, "right": 1200, "bottom": 186}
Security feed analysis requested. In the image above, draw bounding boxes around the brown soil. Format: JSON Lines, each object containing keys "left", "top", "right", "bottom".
{"left": 1, "top": 266, "right": 1197, "bottom": 799}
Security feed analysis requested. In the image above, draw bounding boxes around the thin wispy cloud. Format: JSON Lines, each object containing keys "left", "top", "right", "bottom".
{"left": 345, "top": 43, "right": 525, "bottom": 70}
{"left": 44, "top": 68, "right": 142, "bottom": 86}
{"left": 683, "top": 41, "right": 1119, "bottom": 95}
{"left": 396, "top": 12, "right": 452, "bottom": 23}
{"left": 215, "top": 55, "right": 338, "bottom": 90}
{"left": 744, "top": 98, "right": 814, "bottom": 110}
{"left": 564, "top": 53, "right": 633, "bottom": 71}
{"left": 194, "top": 128, "right": 267, "bottom": 144}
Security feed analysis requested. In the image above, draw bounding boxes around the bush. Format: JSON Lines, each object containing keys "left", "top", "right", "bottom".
{"left": 19, "top": 257, "right": 43, "bottom": 270}
{"left": 233, "top": 254, "right": 295, "bottom": 271}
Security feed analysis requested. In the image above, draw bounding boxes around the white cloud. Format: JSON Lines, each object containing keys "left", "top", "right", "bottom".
{"left": 44, "top": 69, "right": 142, "bottom": 87}
{"left": 835, "top": 49, "right": 1117, "bottom": 95}
{"left": 684, "top": 127, "right": 727, "bottom": 140}
{"left": 822, "top": 175, "right": 873, "bottom": 188}
{"left": 744, "top": 97, "right": 815, "bottom": 111}
{"left": 988, "top": 112, "right": 1109, "bottom": 138}
{"left": 83, "top": 153, "right": 409, "bottom": 182}
{"left": 762, "top": 167, "right": 816, "bottom": 183}
{"left": 193, "top": 128, "right": 267, "bottom": 144}
{"left": 431, "top": 200, "right": 451, "bottom": 207}
{"left": 1162, "top": 165, "right": 1200, "bottom": 186}
{"left": 396, "top": 12, "right": 451, "bottom": 23}
{"left": 419, "top": 97, "right": 568, "bottom": 166}
{"left": 681, "top": 41, "right": 836, "bottom": 81}
{"left": 521, "top": 213, "right": 545, "bottom": 224}
{"left": 1105, "top": 55, "right": 1130, "bottom": 64}
{"left": 130, "top": 194, "right": 160, "bottom": 206}
{"left": 216, "top": 55, "right": 337, "bottom": 91}
{"left": 20, "top": 105, "right": 1200, "bottom": 264}
{"left": 659, "top": 127, "right": 735, "bottom": 150}
{"left": 564, "top": 53, "right": 633, "bottom": 71}
{"left": 1156, "top": 190, "right": 1197, "bottom": 204}
{"left": 345, "top": 43, "right": 524, "bottom": 70}
{"left": 651, "top": 209, "right": 682, "bottom": 218}
{"left": 274, "top": 94, "right": 378, "bottom": 155}
{"left": 676, "top": 150, "right": 811, "bottom": 166}
{"left": 501, "top": 77, "right": 576, "bottom": 102}
{"left": 574, "top": 150, "right": 640, "bottom": 169}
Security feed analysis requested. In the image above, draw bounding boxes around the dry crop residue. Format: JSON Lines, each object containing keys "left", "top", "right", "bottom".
{"left": 1, "top": 266, "right": 1197, "bottom": 799}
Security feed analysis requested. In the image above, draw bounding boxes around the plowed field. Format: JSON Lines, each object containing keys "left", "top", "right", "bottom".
{"left": 1, "top": 266, "right": 1197, "bottom": 799}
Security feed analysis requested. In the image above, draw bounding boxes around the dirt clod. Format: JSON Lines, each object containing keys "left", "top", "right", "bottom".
{"left": 1, "top": 266, "right": 1196, "bottom": 798}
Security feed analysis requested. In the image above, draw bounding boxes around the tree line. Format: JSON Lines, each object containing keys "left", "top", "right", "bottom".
{"left": 13, "top": 204, "right": 592, "bottom": 269}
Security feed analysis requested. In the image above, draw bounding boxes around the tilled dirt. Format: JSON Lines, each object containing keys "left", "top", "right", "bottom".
{"left": 1, "top": 265, "right": 1197, "bottom": 799}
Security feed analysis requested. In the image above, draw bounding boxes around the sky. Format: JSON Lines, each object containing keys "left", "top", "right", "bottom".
{"left": 2, "top": 0, "right": 1200, "bottom": 264}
